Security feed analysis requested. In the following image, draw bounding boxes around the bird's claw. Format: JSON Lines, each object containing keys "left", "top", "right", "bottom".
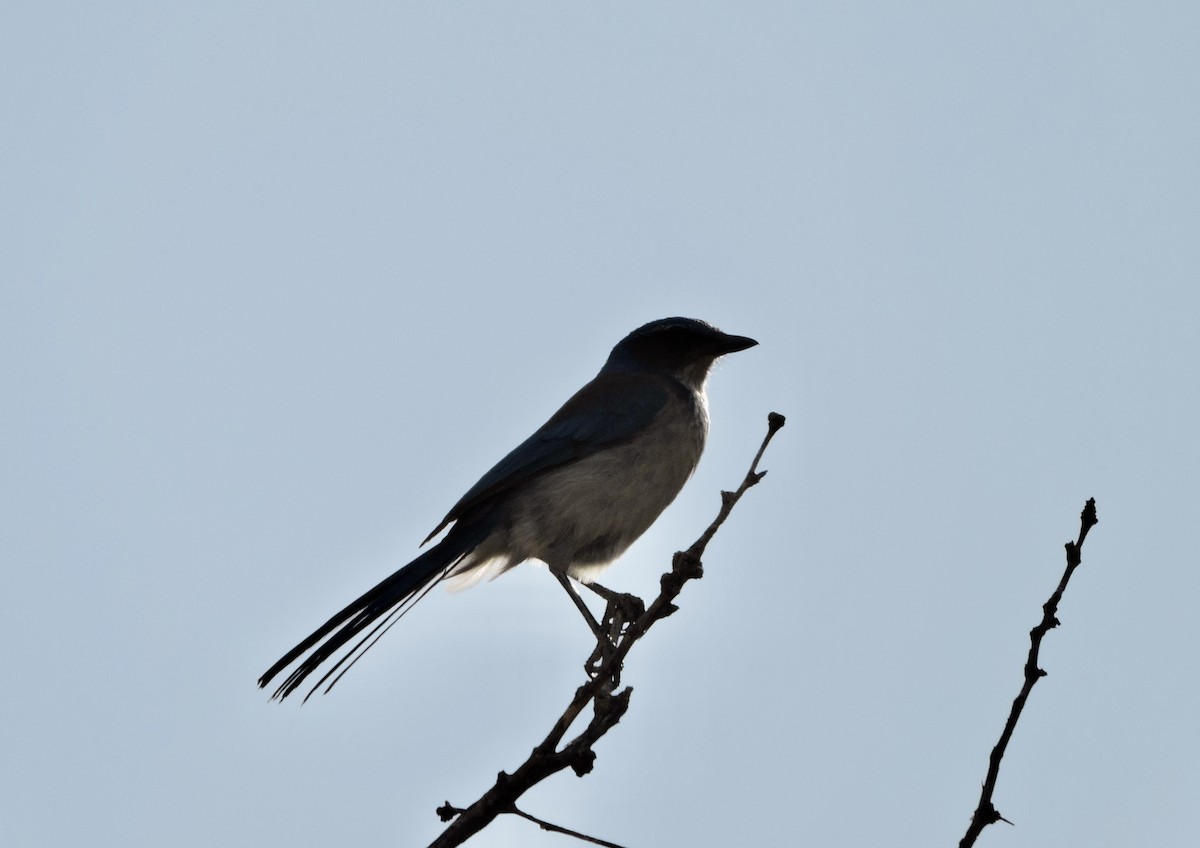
{"left": 606, "top": 591, "right": 645, "bottom": 623}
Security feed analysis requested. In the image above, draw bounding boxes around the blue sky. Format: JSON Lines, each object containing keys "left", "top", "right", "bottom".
{"left": 3, "top": 3, "right": 1198, "bottom": 847}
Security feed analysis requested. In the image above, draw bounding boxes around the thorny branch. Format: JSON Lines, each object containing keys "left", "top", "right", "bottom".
{"left": 959, "top": 498, "right": 1099, "bottom": 848}
{"left": 429, "top": 412, "right": 786, "bottom": 848}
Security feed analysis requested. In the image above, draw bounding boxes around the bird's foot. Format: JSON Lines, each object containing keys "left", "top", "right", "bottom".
{"left": 581, "top": 583, "right": 646, "bottom": 683}
{"left": 585, "top": 638, "right": 623, "bottom": 684}
{"left": 585, "top": 581, "right": 646, "bottom": 625}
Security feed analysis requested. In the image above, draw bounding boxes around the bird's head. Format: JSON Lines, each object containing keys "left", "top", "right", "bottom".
{"left": 603, "top": 317, "right": 758, "bottom": 390}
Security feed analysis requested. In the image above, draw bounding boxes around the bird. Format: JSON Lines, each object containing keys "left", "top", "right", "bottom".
{"left": 258, "top": 317, "right": 757, "bottom": 701}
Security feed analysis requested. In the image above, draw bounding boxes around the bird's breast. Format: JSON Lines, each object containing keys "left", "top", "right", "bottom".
{"left": 506, "top": 388, "right": 708, "bottom": 576}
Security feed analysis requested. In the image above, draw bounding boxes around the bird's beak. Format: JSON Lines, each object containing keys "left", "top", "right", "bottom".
{"left": 711, "top": 332, "right": 758, "bottom": 356}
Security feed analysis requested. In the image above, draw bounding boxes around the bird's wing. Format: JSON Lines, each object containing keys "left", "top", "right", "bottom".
{"left": 423, "top": 371, "right": 676, "bottom": 543}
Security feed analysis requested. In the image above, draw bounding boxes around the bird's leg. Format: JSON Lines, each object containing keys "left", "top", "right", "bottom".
{"left": 552, "top": 569, "right": 633, "bottom": 680}
{"left": 552, "top": 569, "right": 604, "bottom": 639}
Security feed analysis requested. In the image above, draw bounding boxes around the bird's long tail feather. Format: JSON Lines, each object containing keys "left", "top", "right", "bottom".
{"left": 258, "top": 525, "right": 484, "bottom": 702}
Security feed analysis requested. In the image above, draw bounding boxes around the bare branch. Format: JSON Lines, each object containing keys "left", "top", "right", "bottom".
{"left": 429, "top": 412, "right": 786, "bottom": 847}
{"left": 959, "top": 498, "right": 1099, "bottom": 847}
{"left": 509, "top": 807, "right": 628, "bottom": 848}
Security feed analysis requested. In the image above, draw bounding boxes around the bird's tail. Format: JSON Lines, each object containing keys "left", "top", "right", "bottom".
{"left": 258, "top": 522, "right": 486, "bottom": 702}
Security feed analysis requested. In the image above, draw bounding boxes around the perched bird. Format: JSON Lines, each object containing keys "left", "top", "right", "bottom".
{"left": 259, "top": 317, "right": 757, "bottom": 701}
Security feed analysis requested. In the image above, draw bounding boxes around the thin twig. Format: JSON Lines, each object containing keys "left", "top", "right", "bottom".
{"left": 429, "top": 412, "right": 786, "bottom": 847}
{"left": 509, "top": 806, "right": 628, "bottom": 848}
{"left": 959, "top": 498, "right": 1099, "bottom": 847}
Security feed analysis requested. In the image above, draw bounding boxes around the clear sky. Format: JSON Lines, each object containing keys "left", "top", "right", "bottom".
{"left": 3, "top": 3, "right": 1198, "bottom": 847}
